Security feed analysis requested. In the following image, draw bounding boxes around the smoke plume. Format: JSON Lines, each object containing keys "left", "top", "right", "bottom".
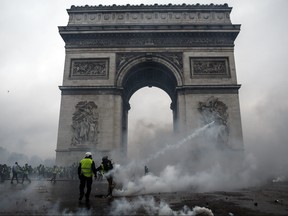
{"left": 111, "top": 122, "right": 260, "bottom": 198}
{"left": 109, "top": 196, "right": 214, "bottom": 216}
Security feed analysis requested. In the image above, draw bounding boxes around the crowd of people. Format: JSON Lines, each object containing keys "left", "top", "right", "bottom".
{"left": 1, "top": 154, "right": 148, "bottom": 202}
{"left": 0, "top": 162, "right": 80, "bottom": 183}
{"left": 0, "top": 153, "right": 116, "bottom": 203}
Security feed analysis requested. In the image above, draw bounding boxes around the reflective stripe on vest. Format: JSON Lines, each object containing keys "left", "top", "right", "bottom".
{"left": 80, "top": 158, "right": 93, "bottom": 177}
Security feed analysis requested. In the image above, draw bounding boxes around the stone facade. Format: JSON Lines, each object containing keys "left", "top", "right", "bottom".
{"left": 56, "top": 4, "right": 243, "bottom": 165}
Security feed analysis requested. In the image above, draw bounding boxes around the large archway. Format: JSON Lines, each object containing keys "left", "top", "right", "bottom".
{"left": 118, "top": 58, "right": 180, "bottom": 155}
{"left": 56, "top": 4, "right": 243, "bottom": 165}
{"left": 127, "top": 87, "right": 172, "bottom": 160}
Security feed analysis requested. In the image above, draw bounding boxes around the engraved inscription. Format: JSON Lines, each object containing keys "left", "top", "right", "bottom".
{"left": 190, "top": 57, "right": 230, "bottom": 78}
{"left": 70, "top": 59, "right": 109, "bottom": 79}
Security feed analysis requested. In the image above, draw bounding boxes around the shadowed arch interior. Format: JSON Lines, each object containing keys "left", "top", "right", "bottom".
{"left": 122, "top": 61, "right": 178, "bottom": 107}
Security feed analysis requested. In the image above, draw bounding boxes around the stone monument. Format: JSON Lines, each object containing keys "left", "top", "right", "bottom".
{"left": 56, "top": 4, "right": 243, "bottom": 165}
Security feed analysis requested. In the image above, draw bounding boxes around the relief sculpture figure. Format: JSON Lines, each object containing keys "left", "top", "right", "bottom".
{"left": 71, "top": 101, "right": 99, "bottom": 146}
{"left": 198, "top": 96, "right": 229, "bottom": 148}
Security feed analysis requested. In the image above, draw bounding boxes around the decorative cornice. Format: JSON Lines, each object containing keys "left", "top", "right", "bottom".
{"left": 66, "top": 4, "right": 233, "bottom": 26}
{"left": 176, "top": 84, "right": 241, "bottom": 94}
{"left": 59, "top": 4, "right": 240, "bottom": 48}
{"left": 177, "top": 84, "right": 241, "bottom": 89}
{"left": 59, "top": 24, "right": 240, "bottom": 32}
{"left": 69, "top": 4, "right": 231, "bottom": 11}
{"left": 60, "top": 32, "right": 238, "bottom": 48}
{"left": 59, "top": 86, "right": 123, "bottom": 95}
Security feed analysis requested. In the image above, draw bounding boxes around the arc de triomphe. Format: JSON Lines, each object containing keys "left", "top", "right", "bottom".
{"left": 56, "top": 4, "right": 243, "bottom": 165}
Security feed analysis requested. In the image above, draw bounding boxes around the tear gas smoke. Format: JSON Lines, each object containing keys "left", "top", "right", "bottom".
{"left": 112, "top": 122, "right": 255, "bottom": 197}
{"left": 47, "top": 202, "right": 92, "bottom": 216}
{"left": 0, "top": 181, "right": 93, "bottom": 216}
{"left": 0, "top": 182, "right": 51, "bottom": 214}
{"left": 142, "top": 121, "right": 215, "bottom": 165}
{"left": 109, "top": 196, "right": 214, "bottom": 216}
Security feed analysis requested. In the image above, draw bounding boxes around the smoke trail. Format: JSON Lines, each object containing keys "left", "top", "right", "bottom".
{"left": 120, "top": 121, "right": 215, "bottom": 175}
{"left": 112, "top": 121, "right": 250, "bottom": 196}
{"left": 109, "top": 196, "right": 214, "bottom": 216}
{"left": 142, "top": 121, "right": 215, "bottom": 165}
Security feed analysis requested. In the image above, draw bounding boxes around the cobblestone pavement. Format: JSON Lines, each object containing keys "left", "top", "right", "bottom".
{"left": 0, "top": 179, "right": 288, "bottom": 215}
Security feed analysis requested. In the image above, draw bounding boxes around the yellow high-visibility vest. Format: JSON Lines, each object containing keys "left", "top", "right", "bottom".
{"left": 80, "top": 158, "right": 93, "bottom": 177}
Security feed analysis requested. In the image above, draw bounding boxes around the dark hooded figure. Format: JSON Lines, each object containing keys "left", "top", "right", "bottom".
{"left": 96, "top": 156, "right": 114, "bottom": 198}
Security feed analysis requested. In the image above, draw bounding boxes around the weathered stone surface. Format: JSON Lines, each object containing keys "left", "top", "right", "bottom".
{"left": 56, "top": 4, "right": 243, "bottom": 165}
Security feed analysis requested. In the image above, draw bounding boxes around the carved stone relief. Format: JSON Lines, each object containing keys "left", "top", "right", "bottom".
{"left": 65, "top": 34, "right": 234, "bottom": 48}
{"left": 116, "top": 52, "right": 183, "bottom": 73}
{"left": 198, "top": 96, "right": 229, "bottom": 147}
{"left": 190, "top": 57, "right": 230, "bottom": 78}
{"left": 68, "top": 11, "right": 231, "bottom": 25}
{"left": 71, "top": 101, "right": 99, "bottom": 146}
{"left": 70, "top": 58, "right": 109, "bottom": 79}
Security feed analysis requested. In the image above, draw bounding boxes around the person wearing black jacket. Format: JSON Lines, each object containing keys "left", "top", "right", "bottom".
{"left": 96, "top": 156, "right": 114, "bottom": 198}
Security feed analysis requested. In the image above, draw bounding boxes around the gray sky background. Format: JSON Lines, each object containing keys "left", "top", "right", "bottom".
{"left": 0, "top": 0, "right": 288, "bottom": 166}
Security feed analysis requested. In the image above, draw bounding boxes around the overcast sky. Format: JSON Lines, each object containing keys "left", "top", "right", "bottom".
{"left": 0, "top": 0, "right": 288, "bottom": 166}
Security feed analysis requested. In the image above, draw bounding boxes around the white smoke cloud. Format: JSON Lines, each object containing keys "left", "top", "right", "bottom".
{"left": 109, "top": 196, "right": 214, "bottom": 216}
{"left": 111, "top": 122, "right": 263, "bottom": 199}
{"left": 47, "top": 202, "right": 92, "bottom": 216}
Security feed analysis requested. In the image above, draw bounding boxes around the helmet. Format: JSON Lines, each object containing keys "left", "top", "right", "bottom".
{"left": 85, "top": 152, "right": 92, "bottom": 157}
{"left": 102, "top": 156, "right": 108, "bottom": 160}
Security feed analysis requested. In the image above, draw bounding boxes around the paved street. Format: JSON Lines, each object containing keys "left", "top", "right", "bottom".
{"left": 1, "top": 179, "right": 288, "bottom": 215}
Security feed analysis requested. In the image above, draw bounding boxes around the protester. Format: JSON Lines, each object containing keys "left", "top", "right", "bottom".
{"left": 10, "top": 162, "right": 20, "bottom": 184}
{"left": 78, "top": 152, "right": 97, "bottom": 203}
{"left": 96, "top": 156, "right": 115, "bottom": 198}
{"left": 21, "top": 163, "right": 31, "bottom": 184}
{"left": 50, "top": 165, "right": 59, "bottom": 183}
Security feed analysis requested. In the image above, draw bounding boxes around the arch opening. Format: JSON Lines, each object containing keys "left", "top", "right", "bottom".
{"left": 122, "top": 61, "right": 178, "bottom": 105}
{"left": 127, "top": 87, "right": 173, "bottom": 160}
{"left": 120, "top": 60, "right": 179, "bottom": 156}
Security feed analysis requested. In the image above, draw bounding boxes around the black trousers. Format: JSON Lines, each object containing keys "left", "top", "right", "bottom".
{"left": 22, "top": 174, "right": 31, "bottom": 183}
{"left": 79, "top": 175, "right": 93, "bottom": 199}
{"left": 107, "top": 177, "right": 113, "bottom": 196}
{"left": 11, "top": 172, "right": 19, "bottom": 183}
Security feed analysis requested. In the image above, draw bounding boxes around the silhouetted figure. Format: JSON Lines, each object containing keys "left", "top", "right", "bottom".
{"left": 11, "top": 162, "right": 20, "bottom": 184}
{"left": 144, "top": 165, "right": 149, "bottom": 175}
{"left": 0, "top": 164, "right": 5, "bottom": 182}
{"left": 96, "top": 156, "right": 114, "bottom": 198}
{"left": 50, "top": 165, "right": 59, "bottom": 183}
{"left": 21, "top": 163, "right": 31, "bottom": 184}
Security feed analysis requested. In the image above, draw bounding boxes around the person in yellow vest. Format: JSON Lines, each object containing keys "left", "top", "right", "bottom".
{"left": 96, "top": 156, "right": 114, "bottom": 198}
{"left": 78, "top": 152, "right": 96, "bottom": 203}
{"left": 50, "top": 165, "right": 59, "bottom": 183}
{"left": 21, "top": 163, "right": 31, "bottom": 184}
